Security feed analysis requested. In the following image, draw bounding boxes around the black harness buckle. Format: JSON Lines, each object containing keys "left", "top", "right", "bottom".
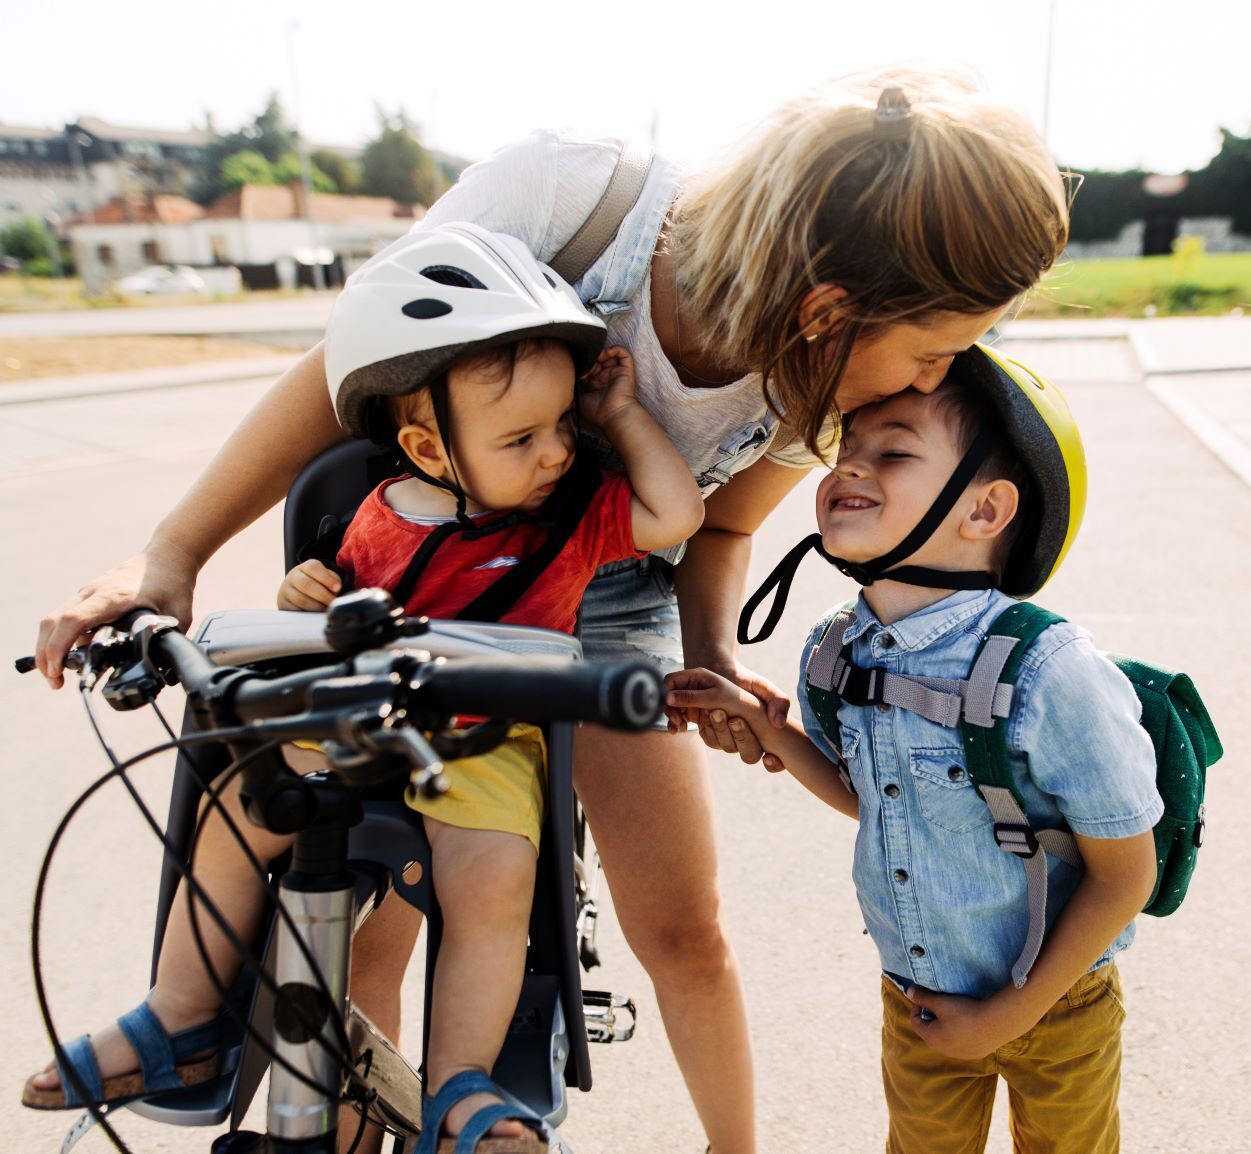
{"left": 836, "top": 662, "right": 887, "bottom": 707}
{"left": 993, "top": 822, "right": 1039, "bottom": 858}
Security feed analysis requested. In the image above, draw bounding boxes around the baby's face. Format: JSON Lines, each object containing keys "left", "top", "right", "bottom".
{"left": 448, "top": 343, "right": 578, "bottom": 513}
{"left": 815, "top": 388, "right": 965, "bottom": 566}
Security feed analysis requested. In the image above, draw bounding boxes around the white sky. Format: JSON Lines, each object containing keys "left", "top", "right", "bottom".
{"left": 5, "top": 0, "right": 1249, "bottom": 175}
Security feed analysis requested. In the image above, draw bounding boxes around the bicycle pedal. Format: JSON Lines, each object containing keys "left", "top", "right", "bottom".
{"left": 60, "top": 1108, "right": 102, "bottom": 1154}
{"left": 582, "top": 990, "right": 636, "bottom": 1043}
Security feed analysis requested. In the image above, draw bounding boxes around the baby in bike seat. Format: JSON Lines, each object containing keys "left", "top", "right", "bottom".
{"left": 23, "top": 223, "right": 703, "bottom": 1152}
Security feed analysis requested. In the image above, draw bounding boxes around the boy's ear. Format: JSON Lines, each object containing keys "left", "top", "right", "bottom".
{"left": 395, "top": 421, "right": 448, "bottom": 476}
{"left": 797, "top": 283, "right": 849, "bottom": 340}
{"left": 960, "top": 479, "right": 1019, "bottom": 542}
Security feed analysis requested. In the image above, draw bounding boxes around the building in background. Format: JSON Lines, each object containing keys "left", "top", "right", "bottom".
{"left": 0, "top": 118, "right": 210, "bottom": 235}
{"left": 70, "top": 182, "right": 418, "bottom": 294}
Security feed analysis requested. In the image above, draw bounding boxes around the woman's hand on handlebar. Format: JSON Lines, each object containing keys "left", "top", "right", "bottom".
{"left": 36, "top": 546, "right": 197, "bottom": 689}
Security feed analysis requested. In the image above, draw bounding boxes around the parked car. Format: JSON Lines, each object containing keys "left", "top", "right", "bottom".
{"left": 114, "top": 264, "right": 209, "bottom": 296}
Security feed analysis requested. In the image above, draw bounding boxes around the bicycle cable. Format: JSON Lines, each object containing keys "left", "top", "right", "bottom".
{"left": 79, "top": 684, "right": 360, "bottom": 1096}
{"left": 30, "top": 701, "right": 374, "bottom": 1152}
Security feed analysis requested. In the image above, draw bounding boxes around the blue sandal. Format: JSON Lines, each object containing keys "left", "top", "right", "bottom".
{"left": 417, "top": 1069, "right": 552, "bottom": 1154}
{"left": 21, "top": 1002, "right": 221, "bottom": 1111}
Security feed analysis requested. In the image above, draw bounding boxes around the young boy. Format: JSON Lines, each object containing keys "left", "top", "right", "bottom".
{"left": 25, "top": 225, "right": 704, "bottom": 1153}
{"left": 665, "top": 349, "right": 1163, "bottom": 1154}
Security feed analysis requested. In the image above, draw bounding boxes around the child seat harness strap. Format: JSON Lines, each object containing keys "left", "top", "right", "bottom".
{"left": 389, "top": 452, "right": 604, "bottom": 623}
{"left": 804, "top": 601, "right": 1082, "bottom": 987}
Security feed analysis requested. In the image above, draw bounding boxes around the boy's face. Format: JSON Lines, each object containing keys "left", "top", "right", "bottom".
{"left": 816, "top": 388, "right": 970, "bottom": 568}
{"left": 445, "top": 343, "right": 578, "bottom": 513}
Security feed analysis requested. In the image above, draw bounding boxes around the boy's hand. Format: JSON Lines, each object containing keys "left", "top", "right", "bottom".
{"left": 579, "top": 347, "right": 638, "bottom": 429}
{"left": 664, "top": 667, "right": 777, "bottom": 766}
{"left": 905, "top": 986, "right": 1033, "bottom": 1060}
{"left": 672, "top": 662, "right": 791, "bottom": 770}
{"left": 277, "top": 560, "right": 342, "bottom": 611}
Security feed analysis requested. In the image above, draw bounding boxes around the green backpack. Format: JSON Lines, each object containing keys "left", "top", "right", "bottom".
{"left": 804, "top": 601, "right": 1224, "bottom": 985}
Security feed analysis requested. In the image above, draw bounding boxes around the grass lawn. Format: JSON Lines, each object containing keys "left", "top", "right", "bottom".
{"left": 1018, "top": 251, "right": 1251, "bottom": 319}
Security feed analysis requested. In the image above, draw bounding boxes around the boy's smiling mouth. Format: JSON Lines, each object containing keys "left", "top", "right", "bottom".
{"left": 828, "top": 494, "right": 880, "bottom": 512}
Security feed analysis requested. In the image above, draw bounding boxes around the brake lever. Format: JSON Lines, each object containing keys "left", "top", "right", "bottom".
{"left": 366, "top": 725, "right": 449, "bottom": 800}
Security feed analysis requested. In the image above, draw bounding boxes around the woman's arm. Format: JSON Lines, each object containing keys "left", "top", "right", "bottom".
{"left": 672, "top": 456, "right": 810, "bottom": 749}
{"left": 36, "top": 344, "right": 345, "bottom": 685}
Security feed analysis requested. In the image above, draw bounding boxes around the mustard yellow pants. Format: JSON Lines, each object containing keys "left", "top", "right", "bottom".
{"left": 881, "top": 963, "right": 1125, "bottom": 1154}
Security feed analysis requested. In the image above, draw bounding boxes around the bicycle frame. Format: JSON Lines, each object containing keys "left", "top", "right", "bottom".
{"left": 104, "top": 610, "right": 594, "bottom": 1154}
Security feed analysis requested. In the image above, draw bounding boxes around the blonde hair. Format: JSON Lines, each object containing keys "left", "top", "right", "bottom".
{"left": 670, "top": 64, "right": 1069, "bottom": 457}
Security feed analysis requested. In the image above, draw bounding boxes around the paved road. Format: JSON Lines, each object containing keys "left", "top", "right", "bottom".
{"left": 0, "top": 297, "right": 335, "bottom": 340}
{"left": 2, "top": 331, "right": 1249, "bottom": 1152}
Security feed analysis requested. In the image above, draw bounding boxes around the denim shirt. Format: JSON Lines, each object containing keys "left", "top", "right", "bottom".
{"left": 799, "top": 589, "right": 1164, "bottom": 1000}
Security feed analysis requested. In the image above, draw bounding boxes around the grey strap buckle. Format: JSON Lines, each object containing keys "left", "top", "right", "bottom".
{"left": 993, "top": 822, "right": 1040, "bottom": 859}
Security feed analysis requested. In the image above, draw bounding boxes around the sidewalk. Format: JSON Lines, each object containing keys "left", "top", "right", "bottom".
{"left": 999, "top": 316, "right": 1251, "bottom": 489}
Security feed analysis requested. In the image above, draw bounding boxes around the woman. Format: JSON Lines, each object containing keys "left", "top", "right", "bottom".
{"left": 32, "top": 66, "right": 1068, "bottom": 1153}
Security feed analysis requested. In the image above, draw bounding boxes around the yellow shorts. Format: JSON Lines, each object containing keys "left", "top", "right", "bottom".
{"left": 404, "top": 723, "right": 547, "bottom": 854}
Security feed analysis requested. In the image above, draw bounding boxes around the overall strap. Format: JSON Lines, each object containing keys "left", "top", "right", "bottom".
{"left": 548, "top": 139, "right": 654, "bottom": 284}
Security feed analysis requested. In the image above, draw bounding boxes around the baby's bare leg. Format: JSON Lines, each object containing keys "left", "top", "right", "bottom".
{"left": 423, "top": 818, "right": 537, "bottom": 1139}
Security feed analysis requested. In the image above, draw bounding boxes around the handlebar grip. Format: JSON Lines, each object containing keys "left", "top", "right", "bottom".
{"left": 418, "top": 657, "right": 663, "bottom": 731}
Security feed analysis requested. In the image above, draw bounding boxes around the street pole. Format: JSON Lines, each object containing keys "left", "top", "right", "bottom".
{"left": 287, "top": 20, "right": 326, "bottom": 292}
{"left": 1041, "top": 0, "right": 1057, "bottom": 147}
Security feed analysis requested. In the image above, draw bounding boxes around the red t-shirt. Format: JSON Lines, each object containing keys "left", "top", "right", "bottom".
{"left": 336, "top": 471, "right": 644, "bottom": 634}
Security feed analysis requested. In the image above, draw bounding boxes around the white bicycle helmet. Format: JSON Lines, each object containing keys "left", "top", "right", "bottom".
{"left": 326, "top": 222, "right": 607, "bottom": 440}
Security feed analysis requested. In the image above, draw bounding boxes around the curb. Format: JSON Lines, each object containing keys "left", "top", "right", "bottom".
{"left": 0, "top": 355, "right": 300, "bottom": 406}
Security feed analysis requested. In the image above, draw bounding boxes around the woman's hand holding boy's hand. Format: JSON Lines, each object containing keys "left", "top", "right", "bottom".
{"left": 664, "top": 667, "right": 782, "bottom": 768}
{"left": 277, "top": 560, "right": 342, "bottom": 611}
{"left": 579, "top": 347, "right": 639, "bottom": 430}
{"left": 666, "top": 662, "right": 791, "bottom": 770}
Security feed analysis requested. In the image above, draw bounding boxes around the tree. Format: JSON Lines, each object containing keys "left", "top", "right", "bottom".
{"left": 1188, "top": 128, "right": 1251, "bottom": 235}
{"left": 0, "top": 217, "right": 56, "bottom": 263}
{"left": 359, "top": 108, "right": 442, "bottom": 206}
{"left": 193, "top": 95, "right": 299, "bottom": 204}
{"left": 224, "top": 94, "right": 297, "bottom": 163}
{"left": 311, "top": 148, "right": 360, "bottom": 196}
{"left": 273, "top": 153, "right": 338, "bottom": 194}
{"left": 219, "top": 149, "right": 276, "bottom": 192}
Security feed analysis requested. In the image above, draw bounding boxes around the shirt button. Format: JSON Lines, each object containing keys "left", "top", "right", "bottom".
{"left": 880, "top": 634, "right": 895, "bottom": 649}
{"left": 877, "top": 703, "right": 891, "bottom": 713}
{"left": 948, "top": 766, "right": 965, "bottom": 781}
{"left": 883, "top": 784, "right": 901, "bottom": 798}
{"left": 893, "top": 869, "right": 909, "bottom": 884}
{"left": 910, "top": 944, "right": 926, "bottom": 958}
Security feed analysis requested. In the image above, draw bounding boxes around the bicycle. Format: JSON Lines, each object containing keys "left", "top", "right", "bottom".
{"left": 21, "top": 548, "right": 656, "bottom": 1152}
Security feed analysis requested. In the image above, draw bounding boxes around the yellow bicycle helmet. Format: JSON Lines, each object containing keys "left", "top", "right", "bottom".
{"left": 739, "top": 342, "right": 1087, "bottom": 643}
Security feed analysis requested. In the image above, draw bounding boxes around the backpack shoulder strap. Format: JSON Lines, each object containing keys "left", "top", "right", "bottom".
{"left": 961, "top": 601, "right": 1083, "bottom": 987}
{"left": 547, "top": 139, "right": 653, "bottom": 285}
{"left": 803, "top": 604, "right": 858, "bottom": 794}
{"left": 962, "top": 602, "right": 1066, "bottom": 803}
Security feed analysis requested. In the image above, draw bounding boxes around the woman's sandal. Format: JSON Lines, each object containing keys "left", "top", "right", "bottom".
{"left": 417, "top": 1069, "right": 552, "bottom": 1154}
{"left": 21, "top": 1002, "right": 221, "bottom": 1111}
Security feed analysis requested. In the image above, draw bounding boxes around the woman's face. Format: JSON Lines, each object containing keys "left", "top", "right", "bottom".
{"left": 831, "top": 306, "right": 1010, "bottom": 414}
